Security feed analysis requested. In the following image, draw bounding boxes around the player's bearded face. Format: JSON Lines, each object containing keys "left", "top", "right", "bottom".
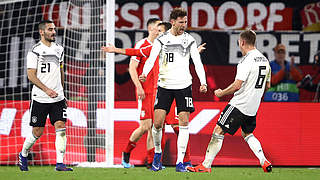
{"left": 44, "top": 23, "right": 56, "bottom": 42}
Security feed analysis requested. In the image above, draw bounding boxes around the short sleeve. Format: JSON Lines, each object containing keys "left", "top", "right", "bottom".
{"left": 27, "top": 51, "right": 38, "bottom": 69}
{"left": 235, "top": 58, "right": 251, "bottom": 81}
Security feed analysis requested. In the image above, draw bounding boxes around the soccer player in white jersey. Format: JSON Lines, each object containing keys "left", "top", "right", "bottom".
{"left": 188, "top": 30, "right": 272, "bottom": 173}
{"left": 18, "top": 20, "right": 72, "bottom": 171}
{"left": 139, "top": 8, "right": 207, "bottom": 172}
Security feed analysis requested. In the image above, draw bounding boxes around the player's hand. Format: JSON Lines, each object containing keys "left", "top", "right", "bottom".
{"left": 101, "top": 43, "right": 116, "bottom": 53}
{"left": 137, "top": 86, "right": 145, "bottom": 100}
{"left": 139, "top": 74, "right": 146, "bottom": 82}
{"left": 214, "top": 89, "right": 223, "bottom": 98}
{"left": 200, "top": 84, "right": 207, "bottom": 93}
{"left": 197, "top": 43, "right": 206, "bottom": 53}
{"left": 45, "top": 88, "right": 58, "bottom": 98}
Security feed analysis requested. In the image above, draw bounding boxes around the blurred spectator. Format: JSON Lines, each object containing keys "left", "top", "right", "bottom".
{"left": 264, "top": 44, "right": 303, "bottom": 102}
{"left": 297, "top": 51, "right": 320, "bottom": 102}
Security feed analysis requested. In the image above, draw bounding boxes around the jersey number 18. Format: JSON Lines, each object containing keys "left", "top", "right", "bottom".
{"left": 165, "top": 53, "right": 174, "bottom": 62}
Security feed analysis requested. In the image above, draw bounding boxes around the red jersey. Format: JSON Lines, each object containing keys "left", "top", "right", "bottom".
{"left": 131, "top": 38, "right": 157, "bottom": 94}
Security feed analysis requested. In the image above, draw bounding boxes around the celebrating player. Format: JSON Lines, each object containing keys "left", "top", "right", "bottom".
{"left": 139, "top": 8, "right": 207, "bottom": 172}
{"left": 18, "top": 20, "right": 72, "bottom": 171}
{"left": 188, "top": 30, "right": 272, "bottom": 173}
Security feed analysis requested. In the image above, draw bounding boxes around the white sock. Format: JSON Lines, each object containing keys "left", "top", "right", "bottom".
{"left": 55, "top": 128, "right": 67, "bottom": 164}
{"left": 176, "top": 125, "right": 189, "bottom": 164}
{"left": 21, "top": 132, "right": 39, "bottom": 157}
{"left": 152, "top": 125, "right": 162, "bottom": 153}
{"left": 202, "top": 133, "right": 224, "bottom": 168}
{"left": 245, "top": 134, "right": 266, "bottom": 165}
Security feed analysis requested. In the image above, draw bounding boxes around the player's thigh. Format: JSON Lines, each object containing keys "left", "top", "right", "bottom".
{"left": 49, "top": 100, "right": 67, "bottom": 126}
{"left": 174, "top": 85, "right": 194, "bottom": 114}
{"left": 241, "top": 115, "right": 256, "bottom": 134}
{"left": 140, "top": 93, "right": 154, "bottom": 120}
{"left": 154, "top": 86, "right": 174, "bottom": 114}
{"left": 29, "top": 100, "right": 49, "bottom": 127}
{"left": 216, "top": 104, "right": 242, "bottom": 135}
{"left": 165, "top": 100, "right": 179, "bottom": 125}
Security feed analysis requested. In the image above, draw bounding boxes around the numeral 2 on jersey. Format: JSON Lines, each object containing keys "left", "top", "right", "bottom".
{"left": 255, "top": 66, "right": 266, "bottom": 89}
{"left": 165, "top": 52, "right": 174, "bottom": 62}
{"left": 41, "top": 63, "right": 50, "bottom": 73}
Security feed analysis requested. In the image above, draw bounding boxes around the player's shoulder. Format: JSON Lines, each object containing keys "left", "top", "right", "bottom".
{"left": 183, "top": 32, "right": 195, "bottom": 40}
{"left": 134, "top": 38, "right": 149, "bottom": 48}
{"left": 157, "top": 31, "right": 170, "bottom": 42}
{"left": 53, "top": 42, "right": 64, "bottom": 49}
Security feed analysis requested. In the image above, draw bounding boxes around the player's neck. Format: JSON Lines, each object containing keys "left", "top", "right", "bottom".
{"left": 41, "top": 39, "right": 52, "bottom": 47}
{"left": 243, "top": 46, "right": 255, "bottom": 55}
{"left": 147, "top": 35, "right": 156, "bottom": 43}
{"left": 170, "top": 28, "right": 181, "bottom": 36}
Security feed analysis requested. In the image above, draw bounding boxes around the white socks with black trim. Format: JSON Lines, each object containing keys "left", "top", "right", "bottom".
{"left": 152, "top": 125, "right": 162, "bottom": 153}
{"left": 245, "top": 134, "right": 266, "bottom": 165}
{"left": 21, "top": 132, "right": 39, "bottom": 157}
{"left": 202, "top": 133, "right": 224, "bottom": 168}
{"left": 176, "top": 125, "right": 189, "bottom": 164}
{"left": 56, "top": 128, "right": 67, "bottom": 164}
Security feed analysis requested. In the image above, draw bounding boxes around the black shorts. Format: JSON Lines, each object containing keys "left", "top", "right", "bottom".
{"left": 29, "top": 99, "right": 67, "bottom": 127}
{"left": 217, "top": 104, "right": 256, "bottom": 135}
{"left": 154, "top": 85, "right": 195, "bottom": 114}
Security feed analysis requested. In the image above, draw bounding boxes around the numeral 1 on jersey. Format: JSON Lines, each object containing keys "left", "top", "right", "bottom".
{"left": 255, "top": 66, "right": 266, "bottom": 89}
{"left": 41, "top": 63, "right": 51, "bottom": 73}
{"left": 165, "top": 52, "right": 174, "bottom": 62}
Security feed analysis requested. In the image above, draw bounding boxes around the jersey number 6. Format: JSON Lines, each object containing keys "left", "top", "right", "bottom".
{"left": 255, "top": 66, "right": 266, "bottom": 89}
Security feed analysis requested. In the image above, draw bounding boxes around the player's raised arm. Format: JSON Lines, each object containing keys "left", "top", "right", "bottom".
{"left": 190, "top": 41, "right": 207, "bottom": 92}
{"left": 141, "top": 39, "right": 161, "bottom": 78}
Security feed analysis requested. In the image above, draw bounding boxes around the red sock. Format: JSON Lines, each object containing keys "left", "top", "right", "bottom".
{"left": 124, "top": 140, "right": 136, "bottom": 153}
{"left": 173, "top": 126, "right": 191, "bottom": 163}
{"left": 147, "top": 148, "right": 155, "bottom": 164}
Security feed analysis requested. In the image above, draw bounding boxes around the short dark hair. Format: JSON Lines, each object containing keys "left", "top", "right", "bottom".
{"left": 38, "top": 20, "right": 53, "bottom": 30}
{"left": 158, "top": 22, "right": 172, "bottom": 31}
{"left": 240, "top": 30, "right": 256, "bottom": 46}
{"left": 170, "top": 8, "right": 187, "bottom": 20}
{"left": 146, "top": 18, "right": 160, "bottom": 27}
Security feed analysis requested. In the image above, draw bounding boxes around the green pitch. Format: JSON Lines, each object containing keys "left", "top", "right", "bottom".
{"left": 1, "top": 166, "right": 319, "bottom": 180}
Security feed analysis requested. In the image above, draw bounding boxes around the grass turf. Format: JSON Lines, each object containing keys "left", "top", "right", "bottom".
{"left": 1, "top": 166, "right": 319, "bottom": 180}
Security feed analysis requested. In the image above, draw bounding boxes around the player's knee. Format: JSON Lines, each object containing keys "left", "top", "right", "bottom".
{"left": 213, "top": 125, "right": 224, "bottom": 135}
{"left": 153, "top": 122, "right": 163, "bottom": 129}
{"left": 54, "top": 120, "right": 66, "bottom": 129}
{"left": 32, "top": 127, "right": 44, "bottom": 137}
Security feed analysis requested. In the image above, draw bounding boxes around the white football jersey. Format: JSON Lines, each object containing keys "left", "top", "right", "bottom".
{"left": 229, "top": 49, "right": 271, "bottom": 116}
{"left": 27, "top": 41, "right": 65, "bottom": 103}
{"left": 142, "top": 31, "right": 206, "bottom": 89}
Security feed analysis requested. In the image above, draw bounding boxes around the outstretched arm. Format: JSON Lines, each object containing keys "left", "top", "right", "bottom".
{"left": 214, "top": 79, "right": 243, "bottom": 98}
{"left": 101, "top": 43, "right": 151, "bottom": 57}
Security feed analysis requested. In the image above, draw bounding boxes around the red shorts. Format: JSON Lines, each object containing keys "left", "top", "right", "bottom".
{"left": 139, "top": 93, "right": 154, "bottom": 120}
{"left": 165, "top": 100, "right": 179, "bottom": 125}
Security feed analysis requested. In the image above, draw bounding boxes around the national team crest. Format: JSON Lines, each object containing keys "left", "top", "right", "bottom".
{"left": 182, "top": 38, "right": 188, "bottom": 48}
{"left": 31, "top": 116, "right": 37, "bottom": 123}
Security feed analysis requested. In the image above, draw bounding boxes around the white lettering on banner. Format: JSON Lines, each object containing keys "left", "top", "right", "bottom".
{"left": 114, "top": 32, "right": 132, "bottom": 63}
{"left": 281, "top": 34, "right": 300, "bottom": 63}
{"left": 303, "top": 2, "right": 320, "bottom": 28}
{"left": 229, "top": 34, "right": 240, "bottom": 64}
{"left": 9, "top": 37, "right": 19, "bottom": 88}
{"left": 191, "top": 2, "right": 215, "bottom": 29}
{"left": 256, "top": 34, "right": 277, "bottom": 61}
{"left": 217, "top": 1, "right": 244, "bottom": 30}
{"left": 143, "top": 3, "right": 160, "bottom": 30}
{"left": 66, "top": 107, "right": 87, "bottom": 127}
{"left": 303, "top": 34, "right": 320, "bottom": 63}
{"left": 75, "top": 33, "right": 90, "bottom": 61}
{"left": 0, "top": 108, "right": 16, "bottom": 135}
{"left": 41, "top": 1, "right": 287, "bottom": 30}
{"left": 21, "top": 110, "right": 31, "bottom": 137}
{"left": 267, "top": 3, "right": 285, "bottom": 31}
{"left": 1, "top": 107, "right": 220, "bottom": 136}
{"left": 165, "top": 109, "right": 220, "bottom": 134}
{"left": 120, "top": 3, "right": 140, "bottom": 29}
{"left": 247, "top": 2, "right": 267, "bottom": 30}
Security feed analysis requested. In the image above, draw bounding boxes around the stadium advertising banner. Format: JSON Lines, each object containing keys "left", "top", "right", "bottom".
{"left": 1, "top": 101, "right": 320, "bottom": 166}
